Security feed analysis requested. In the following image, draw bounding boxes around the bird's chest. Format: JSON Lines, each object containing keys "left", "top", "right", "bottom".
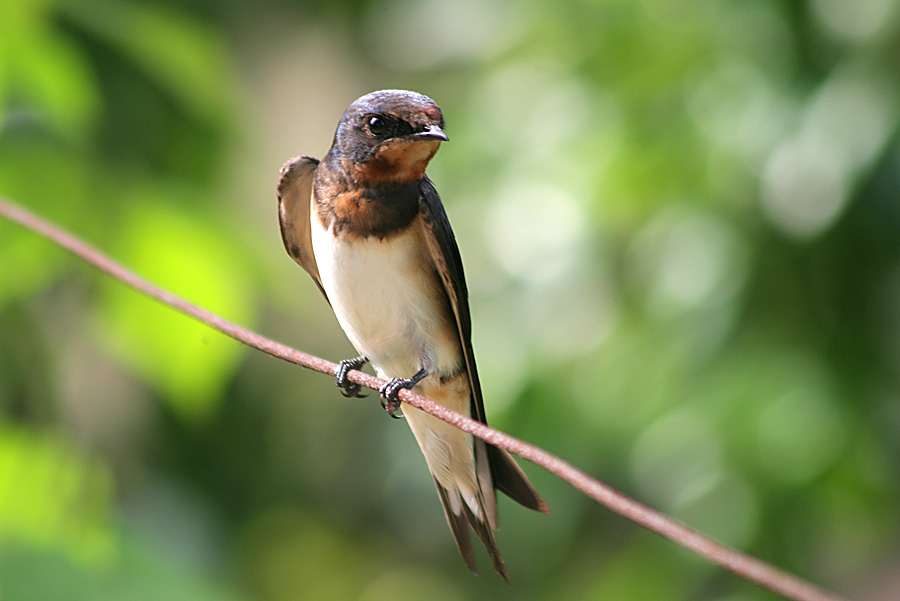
{"left": 310, "top": 217, "right": 458, "bottom": 377}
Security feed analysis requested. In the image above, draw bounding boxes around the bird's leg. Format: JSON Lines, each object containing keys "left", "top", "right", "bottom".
{"left": 335, "top": 355, "right": 369, "bottom": 398}
{"left": 379, "top": 367, "right": 429, "bottom": 418}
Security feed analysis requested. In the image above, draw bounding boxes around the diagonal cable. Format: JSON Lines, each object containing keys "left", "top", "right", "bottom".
{"left": 0, "top": 197, "right": 848, "bottom": 601}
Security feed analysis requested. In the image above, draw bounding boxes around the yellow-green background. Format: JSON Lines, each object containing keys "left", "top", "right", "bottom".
{"left": 1, "top": 0, "right": 898, "bottom": 599}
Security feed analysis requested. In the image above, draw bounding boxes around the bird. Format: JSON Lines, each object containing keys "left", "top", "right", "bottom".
{"left": 277, "top": 89, "right": 549, "bottom": 580}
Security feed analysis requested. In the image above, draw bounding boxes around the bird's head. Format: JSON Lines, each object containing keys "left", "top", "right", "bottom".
{"left": 330, "top": 90, "right": 448, "bottom": 185}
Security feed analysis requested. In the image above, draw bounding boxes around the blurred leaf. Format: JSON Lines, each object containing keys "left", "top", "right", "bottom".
{"left": 0, "top": 0, "right": 99, "bottom": 138}
{"left": 60, "top": 0, "right": 235, "bottom": 129}
{"left": 0, "top": 424, "right": 115, "bottom": 566}
{"left": 0, "top": 222, "right": 64, "bottom": 307}
{"left": 93, "top": 191, "right": 254, "bottom": 420}
{"left": 0, "top": 126, "right": 98, "bottom": 306}
{"left": 583, "top": 537, "right": 697, "bottom": 601}
{"left": 0, "top": 533, "right": 248, "bottom": 601}
{"left": 240, "top": 508, "right": 371, "bottom": 601}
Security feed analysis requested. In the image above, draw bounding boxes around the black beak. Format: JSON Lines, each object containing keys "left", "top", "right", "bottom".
{"left": 415, "top": 124, "right": 449, "bottom": 142}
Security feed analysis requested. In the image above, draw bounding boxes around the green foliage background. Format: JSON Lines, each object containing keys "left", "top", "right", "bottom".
{"left": 1, "top": 0, "right": 899, "bottom": 599}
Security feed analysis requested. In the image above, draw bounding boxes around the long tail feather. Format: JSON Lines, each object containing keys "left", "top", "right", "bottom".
{"left": 434, "top": 479, "right": 509, "bottom": 582}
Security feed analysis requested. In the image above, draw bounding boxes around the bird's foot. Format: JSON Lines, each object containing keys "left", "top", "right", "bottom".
{"left": 335, "top": 356, "right": 369, "bottom": 398}
{"left": 379, "top": 379, "right": 409, "bottom": 418}
{"left": 379, "top": 368, "right": 428, "bottom": 419}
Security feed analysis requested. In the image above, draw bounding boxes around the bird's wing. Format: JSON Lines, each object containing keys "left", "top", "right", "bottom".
{"left": 418, "top": 177, "right": 550, "bottom": 516}
{"left": 278, "top": 155, "right": 328, "bottom": 301}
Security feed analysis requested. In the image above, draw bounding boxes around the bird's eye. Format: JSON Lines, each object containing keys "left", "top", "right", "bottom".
{"left": 366, "top": 115, "right": 389, "bottom": 137}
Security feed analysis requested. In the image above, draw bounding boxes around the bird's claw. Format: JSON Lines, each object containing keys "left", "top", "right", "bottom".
{"left": 335, "top": 356, "right": 368, "bottom": 398}
{"left": 339, "top": 382, "right": 366, "bottom": 399}
{"left": 378, "top": 369, "right": 427, "bottom": 418}
{"left": 379, "top": 377, "right": 414, "bottom": 418}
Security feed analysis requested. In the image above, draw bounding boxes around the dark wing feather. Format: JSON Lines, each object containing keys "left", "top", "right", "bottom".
{"left": 277, "top": 155, "right": 328, "bottom": 301}
{"left": 418, "top": 178, "right": 550, "bottom": 520}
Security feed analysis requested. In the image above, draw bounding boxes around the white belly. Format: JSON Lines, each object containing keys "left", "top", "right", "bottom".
{"left": 310, "top": 218, "right": 460, "bottom": 380}
{"left": 311, "top": 214, "right": 480, "bottom": 510}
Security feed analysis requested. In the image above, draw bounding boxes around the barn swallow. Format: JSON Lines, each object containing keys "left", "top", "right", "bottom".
{"left": 277, "top": 89, "right": 549, "bottom": 580}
